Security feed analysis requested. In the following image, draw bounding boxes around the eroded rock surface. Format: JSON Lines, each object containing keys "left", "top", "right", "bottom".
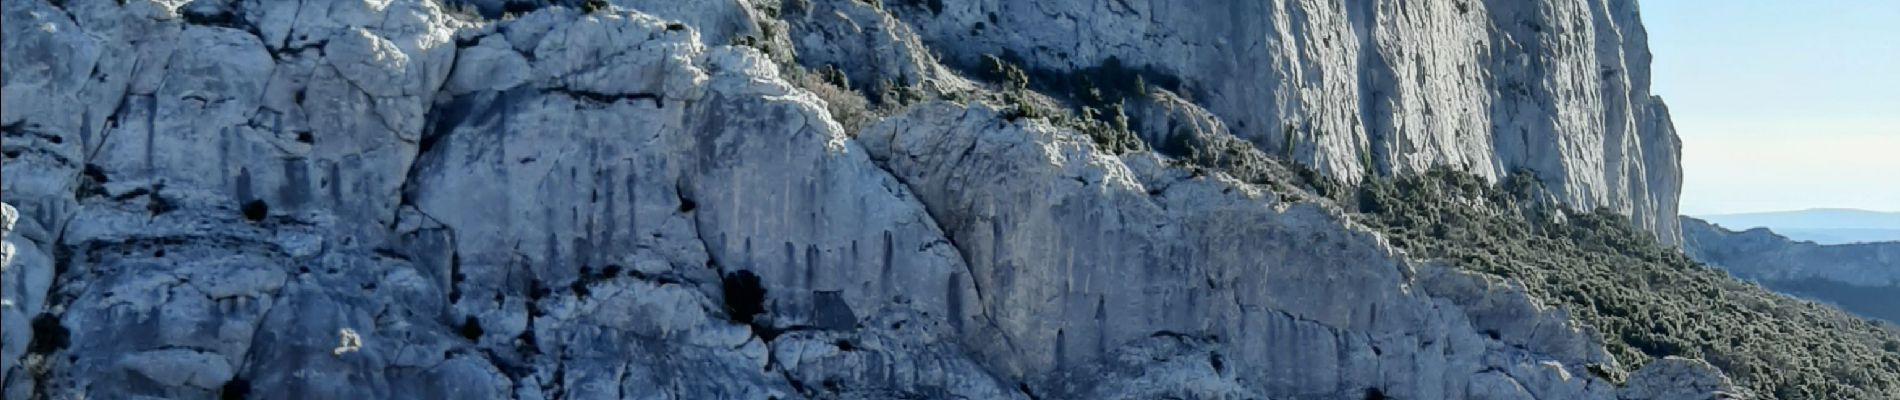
{"left": 3, "top": 0, "right": 1728, "bottom": 399}
{"left": 860, "top": 101, "right": 1635, "bottom": 399}
{"left": 873, "top": 0, "right": 1684, "bottom": 244}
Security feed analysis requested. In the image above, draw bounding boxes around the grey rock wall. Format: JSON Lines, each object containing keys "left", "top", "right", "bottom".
{"left": 0, "top": 0, "right": 1721, "bottom": 399}
{"left": 859, "top": 101, "right": 1633, "bottom": 398}
{"left": 873, "top": 0, "right": 1684, "bottom": 245}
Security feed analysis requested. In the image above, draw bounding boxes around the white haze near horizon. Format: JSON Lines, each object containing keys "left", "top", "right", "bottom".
{"left": 1642, "top": 0, "right": 1899, "bottom": 216}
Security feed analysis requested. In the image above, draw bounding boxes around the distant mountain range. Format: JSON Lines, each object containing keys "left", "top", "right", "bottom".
{"left": 1695, "top": 208, "right": 1900, "bottom": 244}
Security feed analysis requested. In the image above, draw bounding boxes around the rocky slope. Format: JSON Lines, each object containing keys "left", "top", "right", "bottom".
{"left": 872, "top": 0, "right": 1685, "bottom": 244}
{"left": 1682, "top": 217, "right": 1900, "bottom": 324}
{"left": 0, "top": 0, "right": 1743, "bottom": 399}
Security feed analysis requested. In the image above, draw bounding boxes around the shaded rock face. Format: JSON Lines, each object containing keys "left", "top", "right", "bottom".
{"left": 3, "top": 0, "right": 1717, "bottom": 399}
{"left": 1682, "top": 216, "right": 1900, "bottom": 324}
{"left": 874, "top": 0, "right": 1684, "bottom": 245}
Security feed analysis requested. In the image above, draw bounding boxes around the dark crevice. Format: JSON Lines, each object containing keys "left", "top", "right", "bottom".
{"left": 1148, "top": 330, "right": 1195, "bottom": 340}
{"left": 500, "top": 1, "right": 543, "bottom": 17}
{"left": 2, "top": 123, "right": 65, "bottom": 145}
{"left": 784, "top": 371, "right": 810, "bottom": 396}
{"left": 624, "top": 270, "right": 683, "bottom": 286}
{"left": 447, "top": 253, "right": 465, "bottom": 303}
{"left": 676, "top": 194, "right": 697, "bottom": 213}
{"left": 459, "top": 315, "right": 485, "bottom": 341}
{"left": 371, "top": 247, "right": 412, "bottom": 262}
{"left": 32, "top": 205, "right": 81, "bottom": 397}
{"left": 146, "top": 184, "right": 178, "bottom": 216}
{"left": 28, "top": 313, "right": 70, "bottom": 355}
{"left": 597, "top": 264, "right": 622, "bottom": 280}
{"left": 0, "top": 144, "right": 75, "bottom": 166}
{"left": 452, "top": 31, "right": 490, "bottom": 48}
{"left": 894, "top": 0, "right": 945, "bottom": 15}
{"left": 76, "top": 164, "right": 109, "bottom": 199}
{"left": 241, "top": 200, "right": 270, "bottom": 222}
{"left": 721, "top": 270, "right": 768, "bottom": 325}
{"left": 110, "top": 187, "right": 151, "bottom": 201}
{"left": 220, "top": 378, "right": 251, "bottom": 400}
{"left": 269, "top": 40, "right": 330, "bottom": 61}
{"left": 556, "top": 89, "right": 664, "bottom": 108}
{"left": 570, "top": 266, "right": 598, "bottom": 298}
{"left": 1019, "top": 383, "right": 1041, "bottom": 400}
{"left": 515, "top": 323, "right": 540, "bottom": 356}
{"left": 480, "top": 348, "right": 535, "bottom": 379}
{"left": 820, "top": 377, "right": 843, "bottom": 393}
{"left": 1363, "top": 387, "right": 1388, "bottom": 400}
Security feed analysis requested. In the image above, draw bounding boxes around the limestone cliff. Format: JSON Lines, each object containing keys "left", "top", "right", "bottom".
{"left": 1, "top": 0, "right": 1731, "bottom": 399}
{"left": 871, "top": 0, "right": 1684, "bottom": 244}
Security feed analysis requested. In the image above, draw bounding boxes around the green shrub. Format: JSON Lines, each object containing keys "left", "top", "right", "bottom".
{"left": 972, "top": 54, "right": 1152, "bottom": 155}
{"left": 1347, "top": 168, "right": 1900, "bottom": 399}
{"left": 982, "top": 54, "right": 1030, "bottom": 91}
{"left": 787, "top": 67, "right": 881, "bottom": 135}
{"left": 819, "top": 64, "right": 851, "bottom": 90}
{"left": 579, "top": 0, "right": 611, "bottom": 14}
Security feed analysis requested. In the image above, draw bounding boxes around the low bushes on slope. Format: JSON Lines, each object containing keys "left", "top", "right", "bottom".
{"left": 1345, "top": 169, "right": 1900, "bottom": 399}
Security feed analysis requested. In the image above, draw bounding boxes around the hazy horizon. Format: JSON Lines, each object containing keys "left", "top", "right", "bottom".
{"left": 1644, "top": 1, "right": 1899, "bottom": 216}
{"left": 1694, "top": 208, "right": 1900, "bottom": 217}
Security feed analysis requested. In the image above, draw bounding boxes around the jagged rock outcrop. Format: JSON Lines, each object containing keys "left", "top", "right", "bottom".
{"left": 2, "top": 0, "right": 1731, "bottom": 399}
{"left": 871, "top": 0, "right": 1684, "bottom": 245}
{"left": 1682, "top": 216, "right": 1900, "bottom": 324}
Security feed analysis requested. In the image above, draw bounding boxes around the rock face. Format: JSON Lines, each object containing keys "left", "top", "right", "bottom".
{"left": 3, "top": 0, "right": 1717, "bottom": 399}
{"left": 1619, "top": 357, "right": 1747, "bottom": 400}
{"left": 1, "top": 204, "right": 56, "bottom": 400}
{"left": 1682, "top": 216, "right": 1900, "bottom": 324}
{"left": 874, "top": 0, "right": 1684, "bottom": 245}
{"left": 860, "top": 101, "right": 1634, "bottom": 399}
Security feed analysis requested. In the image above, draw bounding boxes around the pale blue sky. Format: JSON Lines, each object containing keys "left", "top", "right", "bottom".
{"left": 1642, "top": 0, "right": 1899, "bottom": 215}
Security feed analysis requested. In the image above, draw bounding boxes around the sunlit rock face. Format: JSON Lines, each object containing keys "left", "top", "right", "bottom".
{"left": 3, "top": 0, "right": 1709, "bottom": 399}
{"left": 875, "top": 0, "right": 1684, "bottom": 245}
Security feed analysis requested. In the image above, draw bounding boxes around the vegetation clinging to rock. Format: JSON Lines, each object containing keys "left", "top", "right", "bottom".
{"left": 975, "top": 54, "right": 1151, "bottom": 154}
{"left": 1347, "top": 169, "right": 1900, "bottom": 399}
{"left": 785, "top": 64, "right": 885, "bottom": 135}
